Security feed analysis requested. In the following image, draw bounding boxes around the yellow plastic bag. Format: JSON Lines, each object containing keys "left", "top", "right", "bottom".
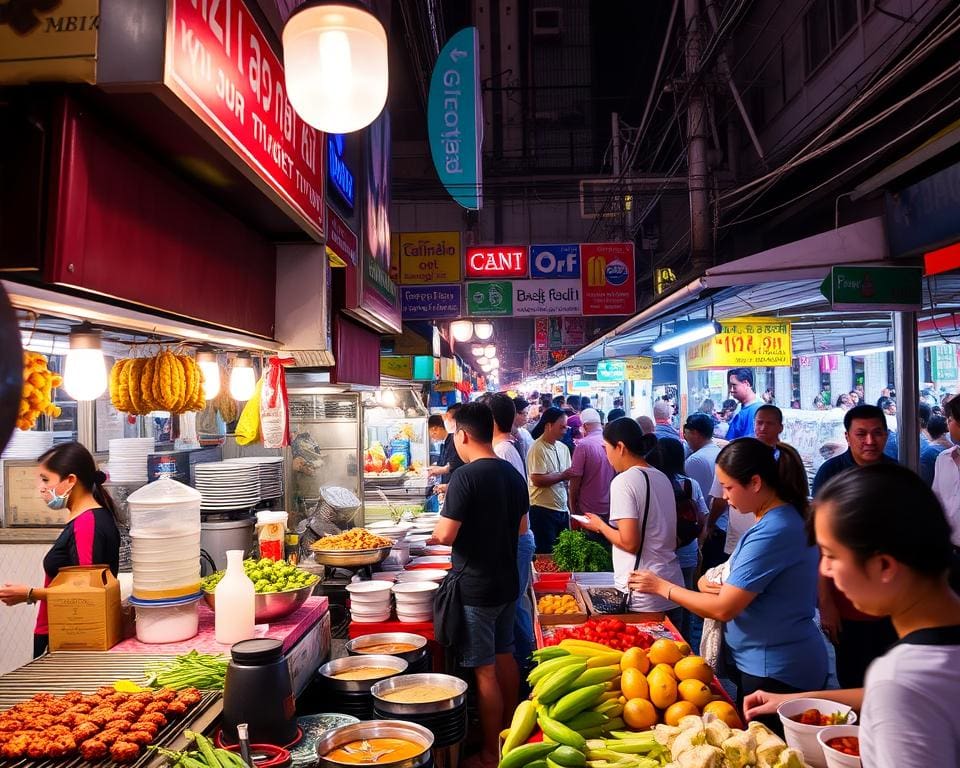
{"left": 234, "top": 378, "right": 264, "bottom": 445}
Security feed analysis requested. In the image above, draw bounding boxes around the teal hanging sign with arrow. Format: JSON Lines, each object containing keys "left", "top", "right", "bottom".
{"left": 427, "top": 27, "right": 483, "bottom": 210}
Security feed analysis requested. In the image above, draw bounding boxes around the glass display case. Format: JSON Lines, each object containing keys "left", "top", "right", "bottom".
{"left": 362, "top": 387, "right": 432, "bottom": 522}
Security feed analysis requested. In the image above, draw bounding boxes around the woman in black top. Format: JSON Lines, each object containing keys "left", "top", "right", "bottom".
{"left": 0, "top": 442, "right": 120, "bottom": 657}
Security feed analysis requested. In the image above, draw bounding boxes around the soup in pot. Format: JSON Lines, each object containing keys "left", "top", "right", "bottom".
{"left": 381, "top": 685, "right": 459, "bottom": 703}
{"left": 326, "top": 738, "right": 423, "bottom": 764}
{"left": 331, "top": 667, "right": 399, "bottom": 681}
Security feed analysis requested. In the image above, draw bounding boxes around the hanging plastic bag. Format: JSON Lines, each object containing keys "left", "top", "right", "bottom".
{"left": 260, "top": 357, "right": 294, "bottom": 448}
{"left": 234, "top": 378, "right": 264, "bottom": 445}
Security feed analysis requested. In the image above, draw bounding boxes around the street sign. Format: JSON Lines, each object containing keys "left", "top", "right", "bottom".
{"left": 820, "top": 265, "right": 923, "bottom": 311}
{"left": 465, "top": 281, "right": 513, "bottom": 316}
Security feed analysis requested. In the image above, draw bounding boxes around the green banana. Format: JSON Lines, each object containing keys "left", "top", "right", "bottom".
{"left": 571, "top": 666, "right": 621, "bottom": 688}
{"left": 501, "top": 700, "right": 538, "bottom": 755}
{"left": 549, "top": 746, "right": 587, "bottom": 768}
{"left": 565, "top": 711, "right": 609, "bottom": 731}
{"left": 538, "top": 714, "right": 587, "bottom": 751}
{"left": 497, "top": 741, "right": 557, "bottom": 768}
{"left": 537, "top": 662, "right": 589, "bottom": 704}
{"left": 528, "top": 654, "right": 585, "bottom": 685}
{"left": 526, "top": 761, "right": 549, "bottom": 768}
{"left": 600, "top": 718, "right": 625, "bottom": 733}
{"left": 593, "top": 700, "right": 623, "bottom": 718}
{"left": 551, "top": 684, "right": 608, "bottom": 722}
{"left": 532, "top": 647, "right": 570, "bottom": 662}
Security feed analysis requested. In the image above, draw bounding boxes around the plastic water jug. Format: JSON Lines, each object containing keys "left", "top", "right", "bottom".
{"left": 215, "top": 550, "right": 256, "bottom": 645}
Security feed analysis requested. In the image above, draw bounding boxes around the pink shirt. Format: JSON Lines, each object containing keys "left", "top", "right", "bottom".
{"left": 568, "top": 431, "right": 615, "bottom": 517}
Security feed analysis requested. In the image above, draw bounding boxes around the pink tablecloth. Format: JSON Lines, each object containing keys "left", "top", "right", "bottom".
{"left": 111, "top": 596, "right": 328, "bottom": 656}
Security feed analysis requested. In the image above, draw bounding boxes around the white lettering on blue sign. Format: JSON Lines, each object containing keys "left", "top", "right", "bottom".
{"left": 327, "top": 134, "right": 355, "bottom": 210}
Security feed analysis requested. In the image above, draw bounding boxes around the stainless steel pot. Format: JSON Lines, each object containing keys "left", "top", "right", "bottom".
{"left": 317, "top": 654, "right": 408, "bottom": 693}
{"left": 316, "top": 720, "right": 434, "bottom": 768}
{"left": 371, "top": 674, "right": 468, "bottom": 715}
{"left": 310, "top": 545, "right": 393, "bottom": 567}
{"left": 346, "top": 633, "right": 428, "bottom": 665}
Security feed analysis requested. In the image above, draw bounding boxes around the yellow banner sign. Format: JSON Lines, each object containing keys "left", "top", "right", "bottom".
{"left": 398, "top": 232, "right": 462, "bottom": 284}
{"left": 625, "top": 356, "right": 653, "bottom": 380}
{"left": 0, "top": 0, "right": 99, "bottom": 84}
{"left": 380, "top": 356, "right": 413, "bottom": 379}
{"left": 686, "top": 317, "right": 792, "bottom": 370}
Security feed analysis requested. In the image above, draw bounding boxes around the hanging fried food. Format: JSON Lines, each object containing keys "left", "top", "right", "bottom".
{"left": 17, "top": 352, "right": 62, "bottom": 430}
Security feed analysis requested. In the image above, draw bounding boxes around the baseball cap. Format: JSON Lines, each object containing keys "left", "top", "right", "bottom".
{"left": 580, "top": 408, "right": 601, "bottom": 424}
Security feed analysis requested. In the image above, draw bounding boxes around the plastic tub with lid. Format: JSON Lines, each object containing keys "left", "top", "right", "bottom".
{"left": 127, "top": 477, "right": 201, "bottom": 535}
{"left": 129, "top": 591, "right": 202, "bottom": 643}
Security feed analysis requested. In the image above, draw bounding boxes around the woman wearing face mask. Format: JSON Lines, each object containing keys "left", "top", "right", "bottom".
{"left": 743, "top": 464, "right": 960, "bottom": 767}
{"left": 0, "top": 442, "right": 120, "bottom": 657}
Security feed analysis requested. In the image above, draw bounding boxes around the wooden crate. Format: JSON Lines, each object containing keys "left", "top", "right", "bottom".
{"left": 532, "top": 580, "right": 589, "bottom": 625}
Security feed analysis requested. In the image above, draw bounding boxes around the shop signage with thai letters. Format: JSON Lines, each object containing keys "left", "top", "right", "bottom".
{"left": 165, "top": 0, "right": 325, "bottom": 240}
{"left": 380, "top": 356, "right": 413, "bottom": 379}
{"left": 465, "top": 246, "right": 529, "bottom": 278}
{"left": 597, "top": 359, "right": 627, "bottom": 382}
{"left": 625, "top": 356, "right": 653, "bottom": 380}
{"left": 0, "top": 0, "right": 98, "bottom": 83}
{"left": 535, "top": 318, "right": 549, "bottom": 350}
{"left": 562, "top": 317, "right": 585, "bottom": 347}
{"left": 327, "top": 134, "right": 355, "bottom": 211}
{"left": 400, "top": 285, "right": 462, "bottom": 319}
{"left": 326, "top": 206, "right": 357, "bottom": 267}
{"left": 581, "top": 243, "right": 636, "bottom": 316}
{"left": 686, "top": 317, "right": 792, "bottom": 370}
{"left": 399, "top": 232, "right": 462, "bottom": 284}
{"left": 512, "top": 279, "right": 582, "bottom": 316}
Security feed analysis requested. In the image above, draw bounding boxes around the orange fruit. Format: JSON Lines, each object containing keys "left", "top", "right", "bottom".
{"left": 620, "top": 646, "right": 650, "bottom": 674}
{"left": 674, "top": 656, "right": 714, "bottom": 685}
{"left": 703, "top": 700, "right": 744, "bottom": 729}
{"left": 677, "top": 679, "right": 713, "bottom": 709}
{"left": 664, "top": 701, "right": 700, "bottom": 726}
{"left": 623, "top": 698, "right": 658, "bottom": 730}
{"left": 651, "top": 663, "right": 678, "bottom": 680}
{"left": 621, "top": 667, "right": 650, "bottom": 701}
{"left": 648, "top": 638, "right": 684, "bottom": 665}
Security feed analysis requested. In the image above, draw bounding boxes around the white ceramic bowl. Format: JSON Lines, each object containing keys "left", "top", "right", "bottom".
{"left": 351, "top": 610, "right": 392, "bottom": 623}
{"left": 396, "top": 609, "right": 433, "bottom": 623}
{"left": 346, "top": 581, "right": 394, "bottom": 595}
{"left": 817, "top": 725, "right": 861, "bottom": 768}
{"left": 392, "top": 581, "right": 439, "bottom": 597}
{"left": 777, "top": 698, "right": 858, "bottom": 768}
{"left": 351, "top": 603, "right": 393, "bottom": 617}
{"left": 348, "top": 592, "right": 393, "bottom": 606}
{"left": 395, "top": 569, "right": 447, "bottom": 583}
{"left": 410, "top": 556, "right": 451, "bottom": 567}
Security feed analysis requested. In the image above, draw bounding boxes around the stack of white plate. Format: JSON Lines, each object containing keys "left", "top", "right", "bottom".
{"left": 395, "top": 568, "right": 447, "bottom": 584}
{"left": 224, "top": 456, "right": 284, "bottom": 499}
{"left": 194, "top": 462, "right": 260, "bottom": 511}
{"left": 392, "top": 581, "right": 438, "bottom": 622}
{"left": 107, "top": 438, "right": 155, "bottom": 483}
{"left": 346, "top": 580, "right": 393, "bottom": 622}
{"left": 1, "top": 430, "right": 54, "bottom": 460}
{"left": 409, "top": 555, "right": 452, "bottom": 568}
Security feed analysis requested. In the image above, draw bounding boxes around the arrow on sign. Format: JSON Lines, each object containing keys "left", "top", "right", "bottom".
{"left": 450, "top": 48, "right": 468, "bottom": 62}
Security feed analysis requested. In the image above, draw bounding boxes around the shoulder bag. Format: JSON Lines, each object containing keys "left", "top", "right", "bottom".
{"left": 433, "top": 566, "right": 465, "bottom": 646}
{"left": 617, "top": 467, "right": 652, "bottom": 613}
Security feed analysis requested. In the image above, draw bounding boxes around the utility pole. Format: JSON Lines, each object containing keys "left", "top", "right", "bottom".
{"left": 684, "top": 0, "right": 712, "bottom": 276}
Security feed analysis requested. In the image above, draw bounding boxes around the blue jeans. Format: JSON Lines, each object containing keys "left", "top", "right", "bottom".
{"left": 530, "top": 505, "right": 568, "bottom": 554}
{"left": 514, "top": 531, "right": 536, "bottom": 664}
{"left": 460, "top": 601, "right": 517, "bottom": 667}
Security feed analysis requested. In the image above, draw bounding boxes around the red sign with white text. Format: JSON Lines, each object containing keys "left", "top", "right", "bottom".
{"left": 465, "top": 246, "right": 529, "bottom": 278}
{"left": 165, "top": 0, "right": 325, "bottom": 239}
{"left": 580, "top": 242, "right": 636, "bottom": 316}
{"left": 326, "top": 206, "right": 358, "bottom": 266}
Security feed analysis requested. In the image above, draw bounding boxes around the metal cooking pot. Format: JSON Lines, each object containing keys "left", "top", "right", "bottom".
{"left": 371, "top": 674, "right": 468, "bottom": 715}
{"left": 318, "top": 654, "right": 408, "bottom": 693}
{"left": 346, "top": 633, "right": 428, "bottom": 666}
{"left": 316, "top": 720, "right": 434, "bottom": 768}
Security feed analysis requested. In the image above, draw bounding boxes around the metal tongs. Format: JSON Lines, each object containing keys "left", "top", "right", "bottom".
{"left": 342, "top": 739, "right": 394, "bottom": 763}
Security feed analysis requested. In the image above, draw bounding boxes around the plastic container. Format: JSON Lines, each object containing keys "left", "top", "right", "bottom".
{"left": 126, "top": 477, "right": 201, "bottom": 535}
{"left": 256, "top": 510, "right": 288, "bottom": 561}
{"left": 778, "top": 698, "right": 858, "bottom": 768}
{"left": 817, "top": 725, "right": 861, "bottom": 768}
{"left": 130, "top": 592, "right": 202, "bottom": 643}
{"left": 215, "top": 549, "right": 256, "bottom": 644}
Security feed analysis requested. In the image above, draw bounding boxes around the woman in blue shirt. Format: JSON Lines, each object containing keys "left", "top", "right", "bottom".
{"left": 630, "top": 437, "right": 826, "bottom": 731}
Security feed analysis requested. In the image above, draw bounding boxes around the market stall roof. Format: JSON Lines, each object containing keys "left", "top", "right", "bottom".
{"left": 551, "top": 217, "right": 960, "bottom": 370}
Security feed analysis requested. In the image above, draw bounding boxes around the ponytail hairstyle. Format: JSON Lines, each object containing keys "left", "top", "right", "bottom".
{"left": 37, "top": 442, "right": 119, "bottom": 523}
{"left": 815, "top": 463, "right": 956, "bottom": 585}
{"left": 716, "top": 437, "right": 809, "bottom": 517}
{"left": 602, "top": 417, "right": 658, "bottom": 459}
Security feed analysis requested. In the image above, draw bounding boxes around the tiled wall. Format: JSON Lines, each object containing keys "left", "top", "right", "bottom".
{"left": 0, "top": 544, "right": 48, "bottom": 675}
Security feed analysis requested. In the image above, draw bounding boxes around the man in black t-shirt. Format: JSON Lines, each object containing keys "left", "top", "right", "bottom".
{"left": 428, "top": 402, "right": 528, "bottom": 768}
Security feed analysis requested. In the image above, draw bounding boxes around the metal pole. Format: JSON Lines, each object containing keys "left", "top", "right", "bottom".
{"left": 893, "top": 311, "right": 919, "bottom": 472}
{"left": 684, "top": 0, "right": 711, "bottom": 275}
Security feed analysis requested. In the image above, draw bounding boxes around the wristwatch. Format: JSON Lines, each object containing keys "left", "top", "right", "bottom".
{"left": 25, "top": 588, "right": 35, "bottom": 605}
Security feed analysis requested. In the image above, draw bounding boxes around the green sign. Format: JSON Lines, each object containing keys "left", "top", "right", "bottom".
{"left": 933, "top": 345, "right": 958, "bottom": 382}
{"left": 597, "top": 359, "right": 626, "bottom": 382}
{"left": 820, "top": 265, "right": 922, "bottom": 311}
{"left": 466, "top": 281, "right": 512, "bottom": 316}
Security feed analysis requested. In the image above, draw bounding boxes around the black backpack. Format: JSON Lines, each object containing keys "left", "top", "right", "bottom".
{"left": 673, "top": 476, "right": 703, "bottom": 548}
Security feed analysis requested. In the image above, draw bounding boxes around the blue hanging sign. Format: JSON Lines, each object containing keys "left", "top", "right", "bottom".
{"left": 427, "top": 27, "right": 483, "bottom": 210}
{"left": 327, "top": 133, "right": 355, "bottom": 211}
{"left": 530, "top": 244, "right": 581, "bottom": 279}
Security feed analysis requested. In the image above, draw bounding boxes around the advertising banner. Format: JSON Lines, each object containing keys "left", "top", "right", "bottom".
{"left": 581, "top": 243, "right": 636, "bottom": 316}
{"left": 625, "top": 356, "right": 653, "bottom": 380}
{"left": 380, "top": 356, "right": 413, "bottom": 379}
{"left": 686, "top": 317, "right": 792, "bottom": 370}
{"left": 530, "top": 244, "right": 581, "bottom": 279}
{"left": 597, "top": 359, "right": 627, "bottom": 382}
{"left": 427, "top": 27, "right": 482, "bottom": 210}
{"left": 465, "top": 246, "right": 529, "bottom": 278}
{"left": 562, "top": 317, "right": 585, "bottom": 347}
{"left": 326, "top": 206, "right": 358, "bottom": 267}
{"left": 0, "top": 0, "right": 98, "bottom": 84}
{"left": 165, "top": 0, "right": 325, "bottom": 240}
{"left": 465, "top": 281, "right": 513, "bottom": 316}
{"left": 535, "top": 318, "right": 549, "bottom": 350}
{"left": 401, "top": 285, "right": 462, "bottom": 320}
{"left": 512, "top": 279, "right": 582, "bottom": 316}
{"left": 399, "top": 232, "right": 461, "bottom": 284}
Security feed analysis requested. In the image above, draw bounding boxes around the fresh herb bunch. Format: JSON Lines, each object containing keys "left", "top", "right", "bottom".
{"left": 551, "top": 529, "right": 613, "bottom": 572}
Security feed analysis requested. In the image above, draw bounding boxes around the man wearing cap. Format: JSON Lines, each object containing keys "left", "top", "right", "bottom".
{"left": 565, "top": 409, "right": 614, "bottom": 531}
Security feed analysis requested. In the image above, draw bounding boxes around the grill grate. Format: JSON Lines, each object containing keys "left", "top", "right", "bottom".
{"left": 0, "top": 653, "right": 220, "bottom": 768}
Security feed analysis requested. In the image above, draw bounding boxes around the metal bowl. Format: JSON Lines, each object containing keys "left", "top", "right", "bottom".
{"left": 346, "top": 633, "right": 428, "bottom": 665}
{"left": 203, "top": 581, "right": 316, "bottom": 622}
{"left": 316, "top": 720, "right": 434, "bottom": 768}
{"left": 317, "top": 654, "right": 408, "bottom": 693}
{"left": 371, "top": 673, "right": 468, "bottom": 715}
{"left": 310, "top": 544, "right": 393, "bottom": 568}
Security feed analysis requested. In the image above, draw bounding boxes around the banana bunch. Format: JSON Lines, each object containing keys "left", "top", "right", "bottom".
{"left": 109, "top": 351, "right": 206, "bottom": 415}
{"left": 19, "top": 352, "right": 63, "bottom": 430}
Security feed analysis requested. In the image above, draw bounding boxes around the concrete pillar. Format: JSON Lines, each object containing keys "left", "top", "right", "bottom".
{"left": 863, "top": 353, "right": 889, "bottom": 406}
{"left": 774, "top": 367, "right": 793, "bottom": 407}
{"left": 830, "top": 359, "right": 853, "bottom": 405}
{"left": 799, "top": 359, "right": 820, "bottom": 410}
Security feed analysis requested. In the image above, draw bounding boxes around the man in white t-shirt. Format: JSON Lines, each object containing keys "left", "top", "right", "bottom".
{"left": 527, "top": 408, "right": 572, "bottom": 553}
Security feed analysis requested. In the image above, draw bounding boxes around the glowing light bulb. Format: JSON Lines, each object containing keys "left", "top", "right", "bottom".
{"left": 63, "top": 327, "right": 107, "bottom": 401}
{"left": 196, "top": 349, "right": 221, "bottom": 400}
{"left": 230, "top": 354, "right": 256, "bottom": 401}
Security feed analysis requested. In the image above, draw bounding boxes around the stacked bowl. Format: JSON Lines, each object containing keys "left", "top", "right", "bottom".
{"left": 391, "top": 582, "right": 437, "bottom": 623}
{"left": 346, "top": 581, "right": 393, "bottom": 622}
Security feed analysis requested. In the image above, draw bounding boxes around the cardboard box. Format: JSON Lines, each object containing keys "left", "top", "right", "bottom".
{"left": 532, "top": 581, "right": 589, "bottom": 626}
{"left": 42, "top": 566, "right": 122, "bottom": 651}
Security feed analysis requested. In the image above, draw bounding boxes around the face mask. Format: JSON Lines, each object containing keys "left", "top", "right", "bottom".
{"left": 45, "top": 483, "right": 73, "bottom": 511}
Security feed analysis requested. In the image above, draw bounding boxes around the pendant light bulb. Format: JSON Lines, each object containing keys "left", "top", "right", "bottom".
{"left": 451, "top": 320, "right": 474, "bottom": 342}
{"left": 381, "top": 387, "right": 397, "bottom": 407}
{"left": 474, "top": 321, "right": 494, "bottom": 340}
{"left": 230, "top": 354, "right": 257, "bottom": 401}
{"left": 196, "top": 349, "right": 221, "bottom": 400}
{"left": 484, "top": 344, "right": 496, "bottom": 357}
{"left": 63, "top": 326, "right": 107, "bottom": 401}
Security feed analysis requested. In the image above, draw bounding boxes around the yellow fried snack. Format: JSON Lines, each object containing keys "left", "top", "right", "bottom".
{"left": 311, "top": 527, "right": 393, "bottom": 551}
